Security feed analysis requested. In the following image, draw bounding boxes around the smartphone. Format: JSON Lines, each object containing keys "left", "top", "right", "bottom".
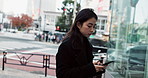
{"left": 103, "top": 61, "right": 114, "bottom": 65}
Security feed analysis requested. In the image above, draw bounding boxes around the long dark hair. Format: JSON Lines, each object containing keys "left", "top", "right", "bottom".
{"left": 64, "top": 8, "right": 98, "bottom": 49}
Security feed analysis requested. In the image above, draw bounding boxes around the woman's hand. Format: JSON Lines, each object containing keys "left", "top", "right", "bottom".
{"left": 93, "top": 61, "right": 106, "bottom": 72}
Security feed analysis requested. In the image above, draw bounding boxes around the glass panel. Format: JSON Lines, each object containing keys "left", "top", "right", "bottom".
{"left": 107, "top": 0, "right": 148, "bottom": 78}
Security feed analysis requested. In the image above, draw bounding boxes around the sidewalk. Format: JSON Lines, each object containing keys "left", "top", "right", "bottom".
{"left": 0, "top": 66, "right": 55, "bottom": 78}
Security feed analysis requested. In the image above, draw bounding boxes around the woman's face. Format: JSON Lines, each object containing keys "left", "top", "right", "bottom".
{"left": 77, "top": 17, "right": 97, "bottom": 37}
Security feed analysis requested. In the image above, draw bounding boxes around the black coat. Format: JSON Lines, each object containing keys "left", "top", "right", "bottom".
{"left": 56, "top": 37, "right": 103, "bottom": 78}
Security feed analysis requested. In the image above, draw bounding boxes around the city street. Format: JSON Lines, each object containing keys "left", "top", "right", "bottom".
{"left": 0, "top": 0, "right": 147, "bottom": 78}
{"left": 0, "top": 32, "right": 59, "bottom": 77}
{"left": 0, "top": 32, "right": 117, "bottom": 78}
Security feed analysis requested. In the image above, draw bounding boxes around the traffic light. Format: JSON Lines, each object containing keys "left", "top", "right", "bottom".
{"left": 56, "top": 26, "right": 60, "bottom": 31}
{"left": 63, "top": 9, "right": 66, "bottom": 11}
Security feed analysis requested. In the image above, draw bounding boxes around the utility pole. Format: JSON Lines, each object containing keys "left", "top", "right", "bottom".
{"left": 130, "top": 0, "right": 139, "bottom": 43}
{"left": 38, "top": 0, "right": 42, "bottom": 33}
{"left": 73, "top": 0, "right": 77, "bottom": 23}
{"left": 109, "top": 0, "right": 114, "bottom": 41}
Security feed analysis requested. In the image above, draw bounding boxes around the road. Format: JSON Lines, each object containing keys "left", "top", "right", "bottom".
{"left": 0, "top": 36, "right": 59, "bottom": 77}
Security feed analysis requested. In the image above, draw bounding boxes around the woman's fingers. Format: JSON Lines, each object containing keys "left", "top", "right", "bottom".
{"left": 94, "top": 65, "right": 105, "bottom": 72}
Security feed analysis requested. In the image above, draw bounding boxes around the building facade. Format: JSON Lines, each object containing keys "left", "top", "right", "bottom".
{"left": 27, "top": 0, "right": 62, "bottom": 32}
{"left": 43, "top": 11, "right": 62, "bottom": 32}
{"left": 27, "top": 0, "right": 57, "bottom": 19}
{"left": 0, "top": 0, "right": 4, "bottom": 12}
{"left": 0, "top": 0, "right": 4, "bottom": 24}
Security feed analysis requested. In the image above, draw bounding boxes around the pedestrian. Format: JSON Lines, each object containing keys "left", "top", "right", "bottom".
{"left": 56, "top": 8, "right": 106, "bottom": 78}
{"left": 0, "top": 24, "right": 1, "bottom": 31}
{"left": 38, "top": 34, "right": 41, "bottom": 41}
{"left": 51, "top": 34, "right": 56, "bottom": 43}
{"left": 48, "top": 34, "right": 51, "bottom": 42}
{"left": 45, "top": 33, "right": 48, "bottom": 42}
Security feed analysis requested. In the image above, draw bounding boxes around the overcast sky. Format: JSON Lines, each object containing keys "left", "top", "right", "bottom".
{"left": 3, "top": 0, "right": 28, "bottom": 14}
{"left": 3, "top": 0, "right": 64, "bottom": 14}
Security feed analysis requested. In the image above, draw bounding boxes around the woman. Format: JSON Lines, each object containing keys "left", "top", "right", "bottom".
{"left": 56, "top": 8, "right": 106, "bottom": 78}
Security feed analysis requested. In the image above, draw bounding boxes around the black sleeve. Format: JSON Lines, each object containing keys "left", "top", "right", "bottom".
{"left": 56, "top": 44, "right": 96, "bottom": 78}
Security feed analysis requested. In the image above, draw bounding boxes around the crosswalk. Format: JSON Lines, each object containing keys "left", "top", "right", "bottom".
{"left": 0, "top": 41, "right": 46, "bottom": 51}
{"left": 0, "top": 41, "right": 58, "bottom": 55}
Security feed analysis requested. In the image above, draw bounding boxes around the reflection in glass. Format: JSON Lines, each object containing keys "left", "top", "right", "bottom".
{"left": 107, "top": 0, "right": 148, "bottom": 78}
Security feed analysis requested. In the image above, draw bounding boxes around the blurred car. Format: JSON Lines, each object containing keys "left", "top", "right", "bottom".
{"left": 108, "top": 44, "right": 148, "bottom": 77}
{"left": 7, "top": 29, "right": 18, "bottom": 33}
{"left": 89, "top": 38, "right": 107, "bottom": 47}
{"left": 92, "top": 46, "right": 108, "bottom": 61}
{"left": 89, "top": 38, "right": 114, "bottom": 61}
{"left": 89, "top": 38, "right": 115, "bottom": 48}
{"left": 51, "top": 31, "right": 66, "bottom": 36}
